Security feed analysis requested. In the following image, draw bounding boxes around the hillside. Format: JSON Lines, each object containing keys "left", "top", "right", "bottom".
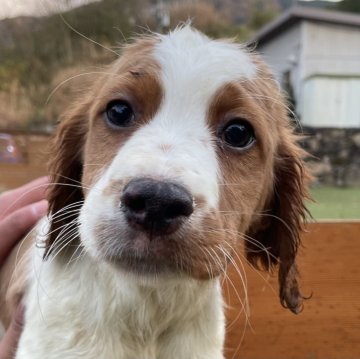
{"left": 1, "top": 0, "right": 255, "bottom": 130}
{"left": 0, "top": 0, "right": 348, "bottom": 130}
{"left": 0, "top": 0, "right": 147, "bottom": 130}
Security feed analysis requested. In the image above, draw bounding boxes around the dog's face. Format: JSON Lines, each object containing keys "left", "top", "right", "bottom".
{"left": 46, "top": 28, "right": 309, "bottom": 313}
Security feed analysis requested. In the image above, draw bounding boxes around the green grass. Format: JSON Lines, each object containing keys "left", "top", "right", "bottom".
{"left": 308, "top": 186, "right": 360, "bottom": 220}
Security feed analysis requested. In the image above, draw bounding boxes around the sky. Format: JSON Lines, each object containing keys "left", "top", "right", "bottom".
{"left": 0, "top": 0, "right": 344, "bottom": 20}
{"left": 0, "top": 0, "right": 99, "bottom": 19}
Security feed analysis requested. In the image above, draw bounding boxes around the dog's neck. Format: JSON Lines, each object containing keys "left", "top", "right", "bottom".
{"left": 19, "top": 244, "right": 225, "bottom": 359}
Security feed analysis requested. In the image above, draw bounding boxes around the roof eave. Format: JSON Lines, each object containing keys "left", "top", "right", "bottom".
{"left": 249, "top": 6, "right": 360, "bottom": 47}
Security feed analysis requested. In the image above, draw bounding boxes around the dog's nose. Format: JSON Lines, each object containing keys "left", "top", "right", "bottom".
{"left": 121, "top": 178, "right": 194, "bottom": 236}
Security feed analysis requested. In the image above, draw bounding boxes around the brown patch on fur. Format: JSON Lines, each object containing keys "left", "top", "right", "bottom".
{"left": 206, "top": 59, "right": 311, "bottom": 313}
{"left": 81, "top": 43, "right": 163, "bottom": 189}
{"left": 185, "top": 212, "right": 237, "bottom": 280}
{"left": 45, "top": 97, "right": 89, "bottom": 259}
{"left": 247, "top": 133, "right": 311, "bottom": 314}
{"left": 208, "top": 81, "right": 278, "bottom": 157}
{"left": 45, "top": 36, "right": 163, "bottom": 258}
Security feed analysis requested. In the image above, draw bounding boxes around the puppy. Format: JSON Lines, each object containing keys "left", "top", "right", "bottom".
{"left": 1, "top": 27, "right": 309, "bottom": 359}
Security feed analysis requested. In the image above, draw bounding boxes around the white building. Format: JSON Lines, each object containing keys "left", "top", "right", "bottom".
{"left": 251, "top": 7, "right": 360, "bottom": 128}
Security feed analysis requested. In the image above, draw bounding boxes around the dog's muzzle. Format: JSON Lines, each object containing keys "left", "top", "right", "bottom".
{"left": 121, "top": 178, "right": 194, "bottom": 237}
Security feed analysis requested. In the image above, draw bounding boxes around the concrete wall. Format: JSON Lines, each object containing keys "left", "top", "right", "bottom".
{"left": 299, "top": 21, "right": 360, "bottom": 128}
{"left": 257, "top": 23, "right": 303, "bottom": 105}
{"left": 302, "top": 76, "right": 360, "bottom": 127}
{"left": 302, "top": 21, "right": 360, "bottom": 79}
{"left": 257, "top": 21, "right": 360, "bottom": 128}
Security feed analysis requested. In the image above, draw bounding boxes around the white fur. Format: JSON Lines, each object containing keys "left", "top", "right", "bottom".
{"left": 16, "top": 28, "right": 256, "bottom": 359}
{"left": 17, "top": 223, "right": 224, "bottom": 359}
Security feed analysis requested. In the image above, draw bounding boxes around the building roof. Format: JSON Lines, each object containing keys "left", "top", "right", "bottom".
{"left": 251, "top": 6, "right": 360, "bottom": 46}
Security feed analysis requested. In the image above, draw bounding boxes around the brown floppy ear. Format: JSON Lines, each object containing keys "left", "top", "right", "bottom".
{"left": 246, "top": 131, "right": 311, "bottom": 314}
{"left": 44, "top": 101, "right": 89, "bottom": 259}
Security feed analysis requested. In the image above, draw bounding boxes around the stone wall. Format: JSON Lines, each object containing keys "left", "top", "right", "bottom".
{"left": 300, "top": 127, "right": 360, "bottom": 186}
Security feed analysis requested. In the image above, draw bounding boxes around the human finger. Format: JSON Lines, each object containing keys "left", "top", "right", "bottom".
{"left": 0, "top": 177, "right": 48, "bottom": 220}
{"left": 0, "top": 200, "right": 48, "bottom": 263}
{"left": 0, "top": 305, "right": 24, "bottom": 359}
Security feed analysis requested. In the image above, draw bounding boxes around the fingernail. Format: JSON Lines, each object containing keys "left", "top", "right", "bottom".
{"left": 31, "top": 200, "right": 48, "bottom": 218}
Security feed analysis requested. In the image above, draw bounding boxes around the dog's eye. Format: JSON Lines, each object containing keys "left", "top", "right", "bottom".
{"left": 222, "top": 120, "right": 256, "bottom": 149}
{"left": 105, "top": 100, "right": 134, "bottom": 128}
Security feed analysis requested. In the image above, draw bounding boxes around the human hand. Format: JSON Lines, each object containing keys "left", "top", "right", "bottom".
{"left": 0, "top": 306, "right": 24, "bottom": 359}
{"left": 0, "top": 177, "right": 48, "bottom": 263}
{"left": 0, "top": 177, "right": 48, "bottom": 359}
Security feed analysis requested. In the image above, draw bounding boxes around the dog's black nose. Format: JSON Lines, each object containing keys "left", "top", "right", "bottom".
{"left": 121, "top": 178, "right": 193, "bottom": 236}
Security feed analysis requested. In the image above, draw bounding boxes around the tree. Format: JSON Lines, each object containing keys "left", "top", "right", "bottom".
{"left": 249, "top": 1, "right": 279, "bottom": 31}
{"left": 167, "top": 0, "right": 249, "bottom": 40}
{"left": 336, "top": 0, "right": 360, "bottom": 13}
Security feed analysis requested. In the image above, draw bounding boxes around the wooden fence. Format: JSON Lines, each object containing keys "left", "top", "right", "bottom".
{"left": 224, "top": 222, "right": 360, "bottom": 359}
{"left": 0, "top": 132, "right": 50, "bottom": 190}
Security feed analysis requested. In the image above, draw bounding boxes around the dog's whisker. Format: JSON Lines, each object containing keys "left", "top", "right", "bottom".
{"left": 223, "top": 240, "right": 277, "bottom": 298}
{"left": 59, "top": 13, "right": 120, "bottom": 57}
{"left": 218, "top": 246, "right": 252, "bottom": 359}
{"left": 200, "top": 246, "right": 217, "bottom": 279}
{"left": 64, "top": 244, "right": 86, "bottom": 272}
{"left": 47, "top": 181, "right": 91, "bottom": 192}
{"left": 0, "top": 182, "right": 49, "bottom": 218}
{"left": 215, "top": 245, "right": 250, "bottom": 323}
{"left": 46, "top": 220, "right": 79, "bottom": 259}
{"left": 46, "top": 199, "right": 84, "bottom": 220}
{"left": 46, "top": 71, "right": 127, "bottom": 105}
{"left": 199, "top": 227, "right": 277, "bottom": 265}
{"left": 48, "top": 228, "right": 80, "bottom": 266}
{"left": 50, "top": 206, "right": 83, "bottom": 223}
{"left": 40, "top": 216, "right": 78, "bottom": 244}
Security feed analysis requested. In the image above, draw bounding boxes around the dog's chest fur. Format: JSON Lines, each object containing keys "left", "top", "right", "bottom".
{"left": 16, "top": 242, "right": 225, "bottom": 359}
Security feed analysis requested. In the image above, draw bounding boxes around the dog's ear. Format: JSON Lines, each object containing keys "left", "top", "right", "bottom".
{"left": 44, "top": 100, "right": 89, "bottom": 259}
{"left": 246, "top": 131, "right": 311, "bottom": 314}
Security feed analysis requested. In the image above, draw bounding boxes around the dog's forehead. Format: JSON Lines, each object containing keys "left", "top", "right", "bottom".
{"left": 153, "top": 27, "right": 256, "bottom": 98}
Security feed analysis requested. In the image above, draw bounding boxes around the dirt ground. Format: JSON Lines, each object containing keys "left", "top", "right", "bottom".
{"left": 224, "top": 222, "right": 360, "bottom": 359}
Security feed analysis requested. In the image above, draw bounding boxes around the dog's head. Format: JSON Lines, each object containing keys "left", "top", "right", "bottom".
{"left": 46, "top": 27, "right": 310, "bottom": 313}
